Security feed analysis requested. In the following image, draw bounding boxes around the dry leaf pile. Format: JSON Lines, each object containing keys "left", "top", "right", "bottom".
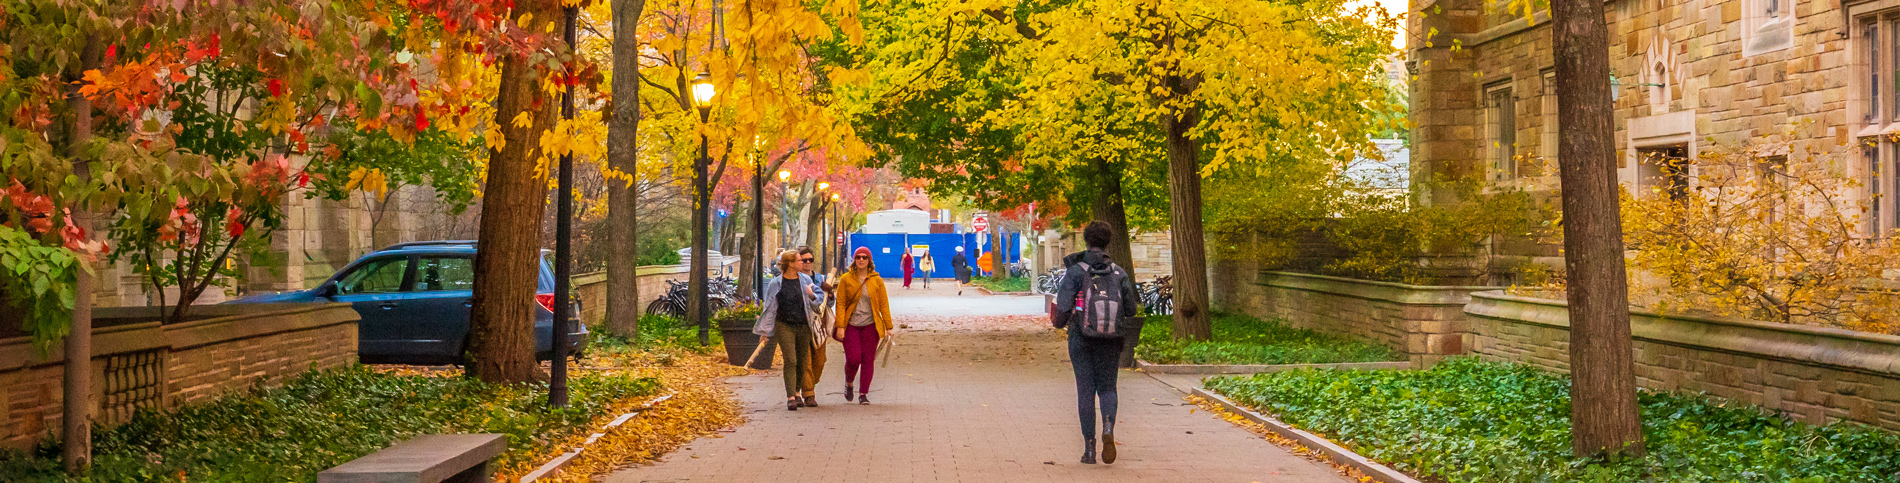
{"left": 492, "top": 348, "right": 750, "bottom": 481}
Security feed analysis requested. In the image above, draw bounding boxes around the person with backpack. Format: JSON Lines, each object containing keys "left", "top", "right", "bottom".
{"left": 1052, "top": 221, "right": 1138, "bottom": 465}
{"left": 951, "top": 246, "right": 971, "bottom": 295}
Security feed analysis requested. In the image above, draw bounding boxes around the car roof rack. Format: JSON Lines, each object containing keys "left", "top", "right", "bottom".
{"left": 383, "top": 240, "right": 479, "bottom": 251}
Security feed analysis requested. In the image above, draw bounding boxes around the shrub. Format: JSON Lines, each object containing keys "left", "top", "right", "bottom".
{"left": 1207, "top": 358, "right": 1900, "bottom": 482}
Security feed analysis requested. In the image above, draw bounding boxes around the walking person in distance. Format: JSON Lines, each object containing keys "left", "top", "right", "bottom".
{"left": 918, "top": 249, "right": 936, "bottom": 289}
{"left": 754, "top": 250, "right": 825, "bottom": 411}
{"left": 834, "top": 247, "right": 892, "bottom": 404}
{"left": 1053, "top": 221, "right": 1138, "bottom": 464}
{"left": 900, "top": 250, "right": 915, "bottom": 289}
{"left": 951, "top": 246, "right": 971, "bottom": 295}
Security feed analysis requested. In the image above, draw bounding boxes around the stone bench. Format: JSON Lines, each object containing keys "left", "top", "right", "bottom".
{"left": 318, "top": 434, "right": 507, "bottom": 483}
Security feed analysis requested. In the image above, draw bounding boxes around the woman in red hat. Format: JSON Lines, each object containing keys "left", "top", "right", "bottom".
{"left": 833, "top": 246, "right": 892, "bottom": 404}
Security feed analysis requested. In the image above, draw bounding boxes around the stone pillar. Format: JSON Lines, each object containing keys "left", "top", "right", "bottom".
{"left": 1409, "top": 0, "right": 1485, "bottom": 207}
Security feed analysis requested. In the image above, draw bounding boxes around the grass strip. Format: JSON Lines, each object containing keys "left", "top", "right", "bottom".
{"left": 1137, "top": 313, "right": 1404, "bottom": 365}
{"left": 971, "top": 276, "right": 1030, "bottom": 293}
{"left": 1206, "top": 358, "right": 1900, "bottom": 482}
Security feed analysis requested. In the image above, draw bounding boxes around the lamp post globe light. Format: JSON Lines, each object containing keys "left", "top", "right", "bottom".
{"left": 691, "top": 72, "right": 717, "bottom": 120}
{"left": 690, "top": 71, "right": 716, "bottom": 346}
{"left": 777, "top": 170, "right": 793, "bottom": 248}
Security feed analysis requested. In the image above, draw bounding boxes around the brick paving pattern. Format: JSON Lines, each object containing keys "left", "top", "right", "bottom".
{"left": 610, "top": 284, "right": 1346, "bottom": 482}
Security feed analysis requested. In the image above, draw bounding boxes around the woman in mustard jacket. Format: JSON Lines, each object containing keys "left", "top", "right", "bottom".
{"left": 833, "top": 246, "right": 893, "bottom": 404}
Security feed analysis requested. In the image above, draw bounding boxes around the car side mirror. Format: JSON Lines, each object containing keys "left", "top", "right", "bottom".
{"left": 314, "top": 282, "right": 338, "bottom": 298}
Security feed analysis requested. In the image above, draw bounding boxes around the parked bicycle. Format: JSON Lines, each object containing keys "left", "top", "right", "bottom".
{"left": 1035, "top": 267, "right": 1065, "bottom": 294}
{"left": 1137, "top": 275, "right": 1173, "bottom": 316}
{"left": 646, "top": 278, "right": 737, "bottom": 320}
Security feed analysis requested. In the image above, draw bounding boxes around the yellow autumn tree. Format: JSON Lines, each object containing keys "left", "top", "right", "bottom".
{"left": 1622, "top": 141, "right": 1900, "bottom": 334}
{"left": 969, "top": 0, "right": 1402, "bottom": 340}
{"left": 635, "top": 0, "right": 868, "bottom": 338}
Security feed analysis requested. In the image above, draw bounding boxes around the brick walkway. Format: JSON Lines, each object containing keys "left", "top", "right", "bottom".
{"left": 608, "top": 284, "right": 1345, "bottom": 482}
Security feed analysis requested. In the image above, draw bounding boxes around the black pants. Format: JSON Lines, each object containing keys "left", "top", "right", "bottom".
{"left": 1069, "top": 330, "right": 1121, "bottom": 441}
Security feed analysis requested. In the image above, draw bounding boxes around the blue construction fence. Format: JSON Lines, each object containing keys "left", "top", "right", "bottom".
{"left": 847, "top": 233, "right": 1020, "bottom": 279}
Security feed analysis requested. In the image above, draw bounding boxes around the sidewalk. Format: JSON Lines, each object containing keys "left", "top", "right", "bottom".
{"left": 608, "top": 286, "right": 1347, "bottom": 482}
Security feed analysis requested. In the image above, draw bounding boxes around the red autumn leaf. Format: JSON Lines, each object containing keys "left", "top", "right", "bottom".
{"left": 225, "top": 208, "right": 246, "bottom": 238}
{"left": 414, "top": 109, "right": 429, "bottom": 132}
{"left": 267, "top": 78, "right": 285, "bottom": 97}
{"left": 297, "top": 172, "right": 311, "bottom": 188}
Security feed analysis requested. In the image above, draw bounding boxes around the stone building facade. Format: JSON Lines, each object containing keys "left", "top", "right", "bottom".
{"left": 1411, "top": 0, "right": 1885, "bottom": 263}
{"left": 96, "top": 184, "right": 471, "bottom": 307}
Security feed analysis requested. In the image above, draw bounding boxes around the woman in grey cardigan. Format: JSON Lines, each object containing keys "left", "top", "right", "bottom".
{"left": 754, "top": 250, "right": 826, "bottom": 410}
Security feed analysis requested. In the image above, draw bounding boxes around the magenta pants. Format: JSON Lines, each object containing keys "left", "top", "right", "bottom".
{"left": 843, "top": 324, "right": 880, "bottom": 393}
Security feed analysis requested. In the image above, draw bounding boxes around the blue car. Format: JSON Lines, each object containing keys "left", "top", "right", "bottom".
{"left": 230, "top": 240, "right": 587, "bottom": 365}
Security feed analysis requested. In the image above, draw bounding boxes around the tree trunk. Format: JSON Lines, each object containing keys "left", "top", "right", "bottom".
{"left": 690, "top": 134, "right": 711, "bottom": 345}
{"left": 990, "top": 228, "right": 1004, "bottom": 280}
{"left": 803, "top": 197, "right": 826, "bottom": 253}
{"left": 468, "top": 5, "right": 559, "bottom": 384}
{"left": 605, "top": 0, "right": 648, "bottom": 339}
{"left": 1091, "top": 157, "right": 1136, "bottom": 279}
{"left": 1553, "top": 0, "right": 1645, "bottom": 457}
{"left": 62, "top": 39, "right": 101, "bottom": 473}
{"left": 1163, "top": 104, "right": 1211, "bottom": 341}
{"left": 742, "top": 159, "right": 764, "bottom": 299}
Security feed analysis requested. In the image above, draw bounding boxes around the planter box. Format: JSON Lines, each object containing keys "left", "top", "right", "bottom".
{"left": 717, "top": 317, "right": 772, "bottom": 369}
{"left": 1465, "top": 291, "right": 1900, "bottom": 429}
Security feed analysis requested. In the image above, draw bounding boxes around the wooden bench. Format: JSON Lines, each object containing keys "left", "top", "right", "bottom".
{"left": 318, "top": 434, "right": 507, "bottom": 483}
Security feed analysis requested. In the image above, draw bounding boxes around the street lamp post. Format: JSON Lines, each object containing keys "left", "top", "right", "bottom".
{"left": 549, "top": 3, "right": 580, "bottom": 408}
{"left": 831, "top": 192, "right": 843, "bottom": 270}
{"left": 690, "top": 72, "right": 716, "bottom": 346}
{"left": 776, "top": 170, "right": 791, "bottom": 250}
{"left": 751, "top": 154, "right": 764, "bottom": 301}
{"left": 816, "top": 181, "right": 830, "bottom": 272}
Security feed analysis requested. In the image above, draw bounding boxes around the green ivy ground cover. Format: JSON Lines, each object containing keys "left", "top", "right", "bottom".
{"left": 1136, "top": 313, "right": 1405, "bottom": 365}
{"left": 0, "top": 366, "right": 658, "bottom": 482}
{"left": 1206, "top": 358, "right": 1900, "bottom": 482}
{"left": 591, "top": 314, "right": 723, "bottom": 355}
{"left": 973, "top": 276, "right": 1031, "bottom": 293}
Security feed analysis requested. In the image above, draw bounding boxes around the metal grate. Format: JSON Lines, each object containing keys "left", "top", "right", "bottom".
{"left": 102, "top": 350, "right": 163, "bottom": 423}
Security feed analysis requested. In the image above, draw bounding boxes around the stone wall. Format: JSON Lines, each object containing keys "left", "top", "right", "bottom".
{"left": 1212, "top": 267, "right": 1500, "bottom": 367}
{"left": 1466, "top": 291, "right": 1900, "bottom": 430}
{"left": 0, "top": 303, "right": 358, "bottom": 450}
{"left": 572, "top": 265, "right": 693, "bottom": 327}
{"left": 1044, "top": 229, "right": 1175, "bottom": 283}
{"left": 1212, "top": 264, "right": 1900, "bottom": 431}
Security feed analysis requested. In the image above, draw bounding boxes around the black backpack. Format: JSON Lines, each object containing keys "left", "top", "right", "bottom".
{"left": 1070, "top": 261, "right": 1130, "bottom": 339}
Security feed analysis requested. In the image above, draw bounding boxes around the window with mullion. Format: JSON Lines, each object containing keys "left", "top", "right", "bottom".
{"left": 1889, "top": 142, "right": 1900, "bottom": 237}
{"left": 1868, "top": 19, "right": 1882, "bottom": 125}
{"left": 1891, "top": 18, "right": 1900, "bottom": 122}
{"left": 1867, "top": 141, "right": 1885, "bottom": 237}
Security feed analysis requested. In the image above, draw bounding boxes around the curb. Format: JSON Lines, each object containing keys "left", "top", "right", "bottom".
{"left": 1191, "top": 388, "right": 1422, "bottom": 483}
{"left": 520, "top": 390, "right": 678, "bottom": 482}
{"left": 1137, "top": 360, "right": 1411, "bottom": 374}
